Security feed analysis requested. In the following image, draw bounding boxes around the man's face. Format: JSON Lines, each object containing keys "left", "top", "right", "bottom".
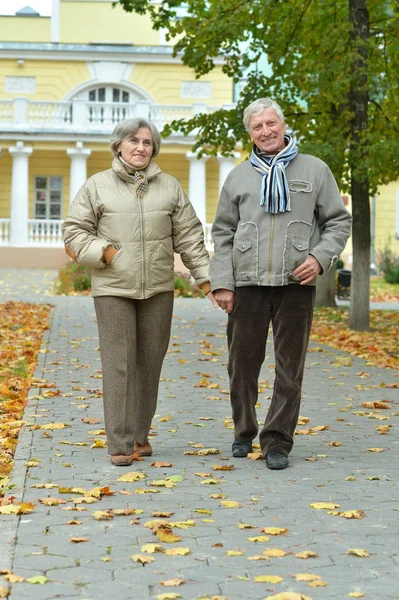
{"left": 248, "top": 108, "right": 286, "bottom": 155}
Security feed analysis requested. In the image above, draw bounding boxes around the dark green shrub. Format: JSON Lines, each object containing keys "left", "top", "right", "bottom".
{"left": 56, "top": 262, "right": 91, "bottom": 294}
{"left": 336, "top": 257, "right": 344, "bottom": 270}
{"left": 378, "top": 244, "right": 399, "bottom": 284}
{"left": 174, "top": 272, "right": 203, "bottom": 298}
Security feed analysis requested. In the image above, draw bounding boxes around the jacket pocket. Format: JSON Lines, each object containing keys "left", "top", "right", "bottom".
{"left": 233, "top": 238, "right": 257, "bottom": 280}
{"left": 94, "top": 247, "right": 137, "bottom": 290}
{"left": 147, "top": 242, "right": 174, "bottom": 289}
{"left": 288, "top": 236, "right": 309, "bottom": 271}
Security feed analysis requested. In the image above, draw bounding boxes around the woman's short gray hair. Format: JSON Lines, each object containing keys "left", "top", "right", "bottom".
{"left": 110, "top": 118, "right": 161, "bottom": 158}
{"left": 243, "top": 98, "right": 285, "bottom": 132}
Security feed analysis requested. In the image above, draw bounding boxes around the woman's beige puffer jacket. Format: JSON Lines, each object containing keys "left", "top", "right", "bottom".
{"left": 62, "top": 157, "right": 210, "bottom": 299}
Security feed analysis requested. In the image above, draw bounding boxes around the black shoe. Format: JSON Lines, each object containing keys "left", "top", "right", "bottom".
{"left": 232, "top": 440, "right": 253, "bottom": 458}
{"left": 266, "top": 451, "right": 289, "bottom": 470}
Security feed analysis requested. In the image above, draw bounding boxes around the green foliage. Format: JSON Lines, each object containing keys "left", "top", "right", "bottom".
{"left": 378, "top": 244, "right": 399, "bottom": 284}
{"left": 56, "top": 263, "right": 91, "bottom": 295}
{"left": 115, "top": 0, "right": 399, "bottom": 194}
{"left": 174, "top": 272, "right": 203, "bottom": 298}
{"left": 336, "top": 257, "right": 345, "bottom": 270}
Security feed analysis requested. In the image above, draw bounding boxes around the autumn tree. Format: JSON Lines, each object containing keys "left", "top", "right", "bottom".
{"left": 117, "top": 0, "right": 399, "bottom": 330}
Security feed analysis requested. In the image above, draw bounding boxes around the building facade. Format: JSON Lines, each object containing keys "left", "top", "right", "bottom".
{"left": 0, "top": 0, "right": 238, "bottom": 267}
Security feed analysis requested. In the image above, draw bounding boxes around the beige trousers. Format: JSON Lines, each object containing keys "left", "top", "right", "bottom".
{"left": 94, "top": 293, "right": 174, "bottom": 456}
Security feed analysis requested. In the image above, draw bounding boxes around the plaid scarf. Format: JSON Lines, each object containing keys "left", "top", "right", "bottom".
{"left": 119, "top": 157, "right": 149, "bottom": 199}
{"left": 250, "top": 135, "right": 298, "bottom": 213}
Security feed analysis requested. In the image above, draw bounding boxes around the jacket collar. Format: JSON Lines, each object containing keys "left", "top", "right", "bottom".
{"left": 112, "top": 156, "right": 162, "bottom": 183}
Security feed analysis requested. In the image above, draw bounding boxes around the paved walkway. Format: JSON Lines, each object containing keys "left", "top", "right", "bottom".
{"left": 0, "top": 269, "right": 398, "bottom": 600}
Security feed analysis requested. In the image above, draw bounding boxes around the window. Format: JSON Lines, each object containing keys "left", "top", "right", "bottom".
{"left": 35, "top": 177, "right": 63, "bottom": 220}
{"left": 87, "top": 86, "right": 131, "bottom": 124}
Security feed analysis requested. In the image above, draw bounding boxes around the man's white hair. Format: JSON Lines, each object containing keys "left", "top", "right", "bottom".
{"left": 243, "top": 98, "right": 285, "bottom": 132}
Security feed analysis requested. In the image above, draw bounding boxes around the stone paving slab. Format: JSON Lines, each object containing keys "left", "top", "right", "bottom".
{"left": 0, "top": 269, "right": 398, "bottom": 600}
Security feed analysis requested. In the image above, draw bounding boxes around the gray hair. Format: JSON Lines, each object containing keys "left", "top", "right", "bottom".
{"left": 110, "top": 118, "right": 161, "bottom": 158}
{"left": 243, "top": 98, "right": 285, "bottom": 132}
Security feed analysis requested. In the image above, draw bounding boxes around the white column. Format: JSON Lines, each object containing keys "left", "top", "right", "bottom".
{"left": 218, "top": 152, "right": 240, "bottom": 195}
{"left": 67, "top": 142, "right": 91, "bottom": 203}
{"left": 9, "top": 142, "right": 33, "bottom": 246}
{"left": 51, "top": 0, "right": 60, "bottom": 43}
{"left": 186, "top": 152, "right": 207, "bottom": 226}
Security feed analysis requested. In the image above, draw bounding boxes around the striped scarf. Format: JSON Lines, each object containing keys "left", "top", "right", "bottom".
{"left": 250, "top": 135, "right": 298, "bottom": 214}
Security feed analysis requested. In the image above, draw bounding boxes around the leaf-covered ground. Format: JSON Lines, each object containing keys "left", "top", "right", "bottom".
{"left": 311, "top": 308, "right": 399, "bottom": 371}
{"left": 369, "top": 278, "right": 399, "bottom": 303}
{"left": 0, "top": 301, "right": 51, "bottom": 481}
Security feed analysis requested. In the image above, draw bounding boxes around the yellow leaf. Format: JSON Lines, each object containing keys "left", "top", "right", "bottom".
{"left": 212, "top": 464, "right": 235, "bottom": 470}
{"left": 220, "top": 500, "right": 241, "bottom": 508}
{"left": 116, "top": 472, "right": 146, "bottom": 483}
{"left": 92, "top": 510, "right": 114, "bottom": 521}
{"left": 200, "top": 478, "right": 221, "bottom": 485}
{"left": 226, "top": 550, "right": 245, "bottom": 556}
{"left": 26, "top": 576, "right": 48, "bottom": 584}
{"left": 248, "top": 536, "right": 270, "bottom": 542}
{"left": 163, "top": 547, "right": 191, "bottom": 556}
{"left": 345, "top": 476, "right": 357, "bottom": 481}
{"left": 238, "top": 523, "right": 256, "bottom": 529}
{"left": 263, "top": 548, "right": 287, "bottom": 557}
{"left": 41, "top": 423, "right": 67, "bottom": 430}
{"left": 131, "top": 555, "right": 155, "bottom": 564}
{"left": 339, "top": 510, "right": 365, "bottom": 519}
{"left": 141, "top": 543, "right": 163, "bottom": 554}
{"left": 264, "top": 594, "right": 312, "bottom": 600}
{"left": 260, "top": 527, "right": 288, "bottom": 536}
{"left": 159, "top": 415, "right": 172, "bottom": 422}
{"left": 254, "top": 575, "right": 283, "bottom": 583}
{"left": 348, "top": 593, "right": 365, "bottom": 598}
{"left": 209, "top": 493, "right": 226, "bottom": 499}
{"left": 295, "top": 573, "right": 322, "bottom": 581}
{"left": 296, "top": 550, "right": 318, "bottom": 559}
{"left": 0, "top": 503, "right": 36, "bottom": 515}
{"left": 248, "top": 452, "right": 264, "bottom": 460}
{"left": 4, "top": 573, "right": 24, "bottom": 583}
{"left": 150, "top": 479, "right": 176, "bottom": 488}
{"left": 308, "top": 580, "right": 328, "bottom": 587}
{"left": 197, "top": 448, "right": 220, "bottom": 455}
{"left": 91, "top": 439, "right": 107, "bottom": 448}
{"left": 150, "top": 462, "right": 173, "bottom": 468}
{"left": 69, "top": 537, "right": 90, "bottom": 543}
{"left": 160, "top": 578, "right": 184, "bottom": 586}
{"left": 367, "top": 447, "right": 384, "bottom": 452}
{"left": 328, "top": 441, "right": 342, "bottom": 447}
{"left": 72, "top": 497, "right": 98, "bottom": 504}
{"left": 39, "top": 497, "right": 67, "bottom": 506}
{"left": 155, "top": 594, "right": 181, "bottom": 600}
{"left": 0, "top": 586, "right": 8, "bottom": 598}
{"left": 135, "top": 488, "right": 160, "bottom": 494}
{"left": 309, "top": 502, "right": 340, "bottom": 510}
{"left": 156, "top": 528, "right": 182, "bottom": 544}
{"left": 247, "top": 555, "right": 270, "bottom": 561}
{"left": 346, "top": 549, "right": 370, "bottom": 558}
{"left": 194, "top": 509, "right": 212, "bottom": 515}
{"left": 170, "top": 520, "right": 196, "bottom": 529}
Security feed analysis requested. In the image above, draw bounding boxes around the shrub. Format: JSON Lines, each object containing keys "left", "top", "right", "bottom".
{"left": 174, "top": 272, "right": 204, "bottom": 298}
{"left": 378, "top": 244, "right": 399, "bottom": 284}
{"left": 336, "top": 257, "right": 344, "bottom": 270}
{"left": 56, "top": 262, "right": 91, "bottom": 294}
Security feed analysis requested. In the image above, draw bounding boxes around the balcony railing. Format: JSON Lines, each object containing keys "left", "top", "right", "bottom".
{"left": 0, "top": 218, "right": 214, "bottom": 250}
{"left": 0, "top": 98, "right": 230, "bottom": 135}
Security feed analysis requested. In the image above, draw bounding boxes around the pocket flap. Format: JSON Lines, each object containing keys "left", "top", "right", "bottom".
{"left": 236, "top": 240, "right": 252, "bottom": 253}
{"left": 292, "top": 237, "right": 309, "bottom": 252}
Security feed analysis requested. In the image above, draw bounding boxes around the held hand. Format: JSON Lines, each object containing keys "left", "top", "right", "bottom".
{"left": 293, "top": 255, "right": 322, "bottom": 285}
{"left": 206, "top": 291, "right": 219, "bottom": 308}
{"left": 214, "top": 289, "right": 235, "bottom": 314}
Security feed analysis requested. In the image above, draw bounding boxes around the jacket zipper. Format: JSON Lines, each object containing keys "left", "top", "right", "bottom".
{"left": 268, "top": 215, "right": 275, "bottom": 285}
{"left": 138, "top": 194, "right": 146, "bottom": 297}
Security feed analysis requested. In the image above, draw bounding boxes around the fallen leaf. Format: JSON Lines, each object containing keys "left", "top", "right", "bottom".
{"left": 26, "top": 576, "right": 48, "bottom": 584}
{"left": 39, "top": 497, "right": 67, "bottom": 506}
{"left": 248, "top": 536, "right": 270, "bottom": 542}
{"left": 81, "top": 417, "right": 101, "bottom": 424}
{"left": 328, "top": 441, "right": 342, "bottom": 447}
{"left": 141, "top": 543, "right": 163, "bottom": 553}
{"left": 309, "top": 502, "right": 340, "bottom": 510}
{"left": 0, "top": 586, "right": 8, "bottom": 598}
{"left": 212, "top": 464, "right": 235, "bottom": 471}
{"left": 131, "top": 555, "right": 155, "bottom": 564}
{"left": 92, "top": 510, "right": 114, "bottom": 521}
{"left": 348, "top": 593, "right": 365, "bottom": 598}
{"left": 160, "top": 579, "right": 185, "bottom": 587}
{"left": 295, "top": 573, "right": 322, "bottom": 581}
{"left": 41, "top": 423, "right": 68, "bottom": 430}
{"left": 296, "top": 550, "right": 318, "bottom": 559}
{"left": 367, "top": 447, "right": 384, "bottom": 452}
{"left": 150, "top": 462, "right": 172, "bottom": 468}
{"left": 238, "top": 523, "right": 256, "bottom": 529}
{"left": 248, "top": 452, "right": 264, "bottom": 460}
{"left": 226, "top": 550, "right": 245, "bottom": 556}
{"left": 338, "top": 510, "right": 365, "bottom": 519}
{"left": 260, "top": 527, "right": 288, "bottom": 536}
{"left": 308, "top": 580, "right": 328, "bottom": 587}
{"left": 116, "top": 472, "right": 146, "bottom": 483}
{"left": 155, "top": 594, "right": 181, "bottom": 600}
{"left": 91, "top": 439, "right": 107, "bottom": 448}
{"left": 263, "top": 548, "right": 287, "bottom": 557}
{"left": 220, "top": 500, "right": 241, "bottom": 508}
{"left": 254, "top": 575, "right": 283, "bottom": 583}
{"left": 4, "top": 573, "right": 24, "bottom": 583}
{"left": 69, "top": 537, "right": 90, "bottom": 543}
{"left": 264, "top": 594, "right": 312, "bottom": 600}
{"left": 346, "top": 549, "right": 370, "bottom": 558}
{"left": 163, "top": 547, "right": 191, "bottom": 556}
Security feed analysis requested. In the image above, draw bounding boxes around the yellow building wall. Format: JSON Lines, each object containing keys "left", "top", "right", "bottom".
{"left": 0, "top": 61, "right": 91, "bottom": 100}
{"left": 0, "top": 17, "right": 50, "bottom": 43}
{"left": 29, "top": 152, "right": 70, "bottom": 219}
{"left": 375, "top": 180, "right": 399, "bottom": 256}
{"left": 60, "top": 0, "right": 158, "bottom": 45}
{"left": 131, "top": 64, "right": 232, "bottom": 106}
{"left": 206, "top": 159, "right": 219, "bottom": 223}
{"left": 0, "top": 154, "right": 12, "bottom": 219}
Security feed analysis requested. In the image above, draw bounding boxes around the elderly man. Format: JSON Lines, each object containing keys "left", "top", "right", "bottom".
{"left": 211, "top": 97, "right": 351, "bottom": 470}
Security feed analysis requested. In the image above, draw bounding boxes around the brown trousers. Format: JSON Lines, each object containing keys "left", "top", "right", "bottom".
{"left": 94, "top": 293, "right": 174, "bottom": 456}
{"left": 227, "top": 285, "right": 316, "bottom": 456}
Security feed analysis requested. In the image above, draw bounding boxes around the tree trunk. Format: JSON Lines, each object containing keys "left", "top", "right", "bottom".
{"left": 348, "top": 0, "right": 370, "bottom": 331}
{"left": 315, "top": 266, "right": 337, "bottom": 307}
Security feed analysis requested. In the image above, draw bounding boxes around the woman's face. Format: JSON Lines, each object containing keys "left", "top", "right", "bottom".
{"left": 117, "top": 127, "right": 154, "bottom": 169}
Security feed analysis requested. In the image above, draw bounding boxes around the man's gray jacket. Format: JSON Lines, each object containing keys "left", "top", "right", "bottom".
{"left": 211, "top": 153, "right": 352, "bottom": 291}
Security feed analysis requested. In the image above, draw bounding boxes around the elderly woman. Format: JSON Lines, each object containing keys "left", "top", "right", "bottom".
{"left": 63, "top": 118, "right": 216, "bottom": 466}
